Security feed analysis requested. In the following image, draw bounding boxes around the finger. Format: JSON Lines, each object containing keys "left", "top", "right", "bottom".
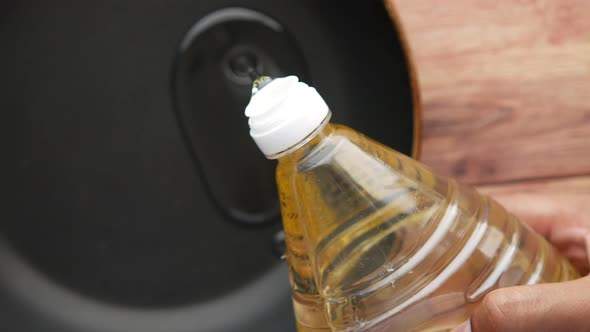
{"left": 492, "top": 195, "right": 557, "bottom": 237}
{"left": 549, "top": 227, "right": 590, "bottom": 274}
{"left": 562, "top": 246, "right": 590, "bottom": 276}
{"left": 549, "top": 227, "right": 590, "bottom": 250}
{"left": 487, "top": 194, "right": 588, "bottom": 238}
{"left": 470, "top": 276, "right": 590, "bottom": 332}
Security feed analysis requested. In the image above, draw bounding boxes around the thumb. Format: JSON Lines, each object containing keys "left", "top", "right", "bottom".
{"left": 467, "top": 276, "right": 590, "bottom": 332}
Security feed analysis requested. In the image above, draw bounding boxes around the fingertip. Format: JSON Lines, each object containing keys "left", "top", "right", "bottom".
{"left": 550, "top": 227, "right": 590, "bottom": 248}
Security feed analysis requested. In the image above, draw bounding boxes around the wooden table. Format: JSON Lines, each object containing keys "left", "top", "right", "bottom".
{"left": 390, "top": 0, "right": 590, "bottom": 227}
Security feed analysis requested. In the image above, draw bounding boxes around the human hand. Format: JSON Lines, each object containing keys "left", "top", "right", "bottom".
{"left": 452, "top": 194, "right": 590, "bottom": 332}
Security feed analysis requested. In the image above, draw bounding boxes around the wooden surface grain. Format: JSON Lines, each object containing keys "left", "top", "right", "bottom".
{"left": 390, "top": 0, "right": 590, "bottom": 184}
{"left": 388, "top": 0, "right": 590, "bottom": 230}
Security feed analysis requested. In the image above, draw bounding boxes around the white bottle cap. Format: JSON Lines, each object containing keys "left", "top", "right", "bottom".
{"left": 245, "top": 76, "right": 329, "bottom": 157}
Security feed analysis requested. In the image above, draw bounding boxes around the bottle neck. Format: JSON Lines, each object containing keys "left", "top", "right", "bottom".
{"left": 270, "top": 112, "right": 333, "bottom": 161}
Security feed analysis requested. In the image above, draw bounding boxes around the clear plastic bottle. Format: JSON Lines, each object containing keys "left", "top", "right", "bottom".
{"left": 244, "top": 76, "right": 578, "bottom": 332}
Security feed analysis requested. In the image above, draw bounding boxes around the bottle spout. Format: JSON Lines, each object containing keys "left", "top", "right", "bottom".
{"left": 252, "top": 75, "right": 273, "bottom": 95}
{"left": 244, "top": 75, "right": 330, "bottom": 158}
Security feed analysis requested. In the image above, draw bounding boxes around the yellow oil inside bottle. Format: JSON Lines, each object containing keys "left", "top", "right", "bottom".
{"left": 276, "top": 122, "right": 577, "bottom": 332}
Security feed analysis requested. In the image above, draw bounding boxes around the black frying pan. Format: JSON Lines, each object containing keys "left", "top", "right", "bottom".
{"left": 0, "top": 1, "right": 417, "bottom": 331}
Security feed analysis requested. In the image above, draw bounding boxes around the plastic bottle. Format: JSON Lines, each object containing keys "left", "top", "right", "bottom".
{"left": 244, "top": 76, "right": 578, "bottom": 332}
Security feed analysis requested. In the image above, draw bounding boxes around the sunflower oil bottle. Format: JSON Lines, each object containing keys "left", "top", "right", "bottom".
{"left": 244, "top": 76, "right": 577, "bottom": 332}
